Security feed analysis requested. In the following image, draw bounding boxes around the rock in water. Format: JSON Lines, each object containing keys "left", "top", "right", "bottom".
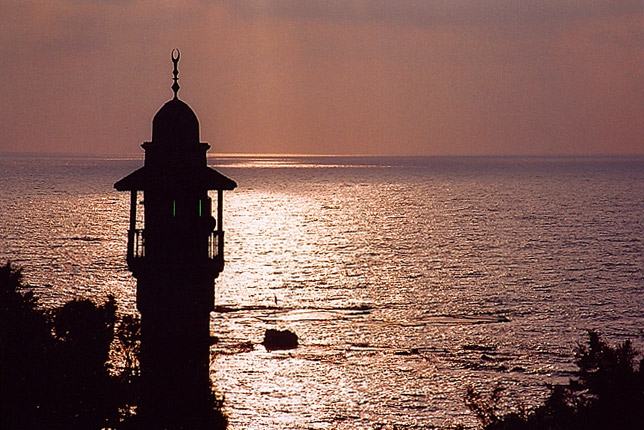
{"left": 262, "top": 329, "right": 299, "bottom": 351}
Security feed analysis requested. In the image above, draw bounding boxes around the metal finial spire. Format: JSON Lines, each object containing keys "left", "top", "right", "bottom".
{"left": 171, "top": 49, "right": 180, "bottom": 99}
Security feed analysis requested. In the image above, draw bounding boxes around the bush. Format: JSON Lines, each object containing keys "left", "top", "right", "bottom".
{"left": 0, "top": 262, "right": 138, "bottom": 429}
{"left": 465, "top": 331, "right": 644, "bottom": 430}
{"left": 1, "top": 262, "right": 229, "bottom": 429}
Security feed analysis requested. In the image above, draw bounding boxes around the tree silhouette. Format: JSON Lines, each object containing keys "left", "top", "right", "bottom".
{"left": 465, "top": 331, "right": 644, "bottom": 430}
{"left": 1, "top": 263, "right": 138, "bottom": 428}
{"left": 1, "top": 262, "right": 226, "bottom": 429}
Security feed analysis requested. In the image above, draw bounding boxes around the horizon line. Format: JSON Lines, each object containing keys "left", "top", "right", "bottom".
{"left": 2, "top": 150, "right": 644, "bottom": 160}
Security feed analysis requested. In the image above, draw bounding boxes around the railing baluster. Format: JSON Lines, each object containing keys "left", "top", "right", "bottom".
{"left": 127, "top": 229, "right": 145, "bottom": 259}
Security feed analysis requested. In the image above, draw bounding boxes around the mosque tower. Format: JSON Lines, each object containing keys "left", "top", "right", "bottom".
{"left": 115, "top": 50, "right": 236, "bottom": 428}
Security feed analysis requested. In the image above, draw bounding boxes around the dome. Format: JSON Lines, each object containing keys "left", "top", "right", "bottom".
{"left": 152, "top": 98, "right": 200, "bottom": 145}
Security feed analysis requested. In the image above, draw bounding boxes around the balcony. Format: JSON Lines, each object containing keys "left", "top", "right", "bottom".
{"left": 127, "top": 229, "right": 224, "bottom": 262}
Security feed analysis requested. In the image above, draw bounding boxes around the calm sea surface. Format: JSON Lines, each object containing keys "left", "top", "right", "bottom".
{"left": 1, "top": 154, "right": 643, "bottom": 429}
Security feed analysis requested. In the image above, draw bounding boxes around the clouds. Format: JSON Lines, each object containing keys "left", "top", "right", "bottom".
{"left": 211, "top": 1, "right": 643, "bottom": 154}
{"left": 224, "top": 0, "right": 642, "bottom": 29}
{"left": 0, "top": 0, "right": 642, "bottom": 155}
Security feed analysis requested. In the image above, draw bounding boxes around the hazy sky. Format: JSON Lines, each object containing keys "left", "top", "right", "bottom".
{"left": 1, "top": 0, "right": 643, "bottom": 156}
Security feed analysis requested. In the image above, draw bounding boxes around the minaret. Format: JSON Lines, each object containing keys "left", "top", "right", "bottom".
{"left": 115, "top": 50, "right": 236, "bottom": 428}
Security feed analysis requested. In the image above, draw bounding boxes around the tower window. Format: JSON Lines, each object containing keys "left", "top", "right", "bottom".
{"left": 172, "top": 200, "right": 176, "bottom": 217}
{"left": 198, "top": 199, "right": 202, "bottom": 217}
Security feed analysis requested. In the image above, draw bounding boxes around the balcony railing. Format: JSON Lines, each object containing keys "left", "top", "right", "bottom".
{"left": 208, "top": 230, "right": 225, "bottom": 260}
{"left": 127, "top": 229, "right": 224, "bottom": 262}
{"left": 128, "top": 229, "right": 145, "bottom": 259}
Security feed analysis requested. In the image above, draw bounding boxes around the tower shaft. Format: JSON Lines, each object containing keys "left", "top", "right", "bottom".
{"left": 115, "top": 51, "right": 236, "bottom": 429}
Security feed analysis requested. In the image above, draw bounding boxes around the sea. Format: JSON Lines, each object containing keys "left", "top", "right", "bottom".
{"left": 1, "top": 153, "right": 643, "bottom": 429}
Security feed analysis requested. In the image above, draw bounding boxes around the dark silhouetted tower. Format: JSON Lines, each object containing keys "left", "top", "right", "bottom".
{"left": 115, "top": 50, "right": 236, "bottom": 428}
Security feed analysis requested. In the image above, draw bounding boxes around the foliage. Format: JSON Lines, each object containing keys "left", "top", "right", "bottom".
{"left": 0, "top": 262, "right": 228, "bottom": 429}
{"left": 114, "top": 313, "right": 142, "bottom": 379}
{"left": 0, "top": 262, "right": 138, "bottom": 429}
{"left": 465, "top": 383, "right": 521, "bottom": 428}
{"left": 465, "top": 331, "right": 644, "bottom": 430}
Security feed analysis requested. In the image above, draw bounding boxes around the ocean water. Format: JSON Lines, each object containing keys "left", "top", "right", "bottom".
{"left": 1, "top": 154, "right": 643, "bottom": 429}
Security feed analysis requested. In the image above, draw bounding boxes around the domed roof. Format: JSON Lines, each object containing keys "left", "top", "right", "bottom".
{"left": 152, "top": 98, "right": 200, "bottom": 145}
{"left": 115, "top": 50, "right": 237, "bottom": 192}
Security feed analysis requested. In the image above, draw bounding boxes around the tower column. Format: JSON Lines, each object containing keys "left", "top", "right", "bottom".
{"left": 115, "top": 50, "right": 236, "bottom": 429}
{"left": 129, "top": 191, "right": 137, "bottom": 231}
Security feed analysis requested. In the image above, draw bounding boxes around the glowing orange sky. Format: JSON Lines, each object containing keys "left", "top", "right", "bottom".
{"left": 1, "top": 1, "right": 642, "bottom": 156}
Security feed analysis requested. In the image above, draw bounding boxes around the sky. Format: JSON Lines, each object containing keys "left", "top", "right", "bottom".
{"left": 1, "top": 0, "right": 643, "bottom": 156}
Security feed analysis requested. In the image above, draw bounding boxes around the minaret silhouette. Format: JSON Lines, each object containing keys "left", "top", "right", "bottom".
{"left": 115, "top": 50, "right": 236, "bottom": 428}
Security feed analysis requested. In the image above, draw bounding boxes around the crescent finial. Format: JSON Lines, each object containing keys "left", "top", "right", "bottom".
{"left": 171, "top": 49, "right": 180, "bottom": 99}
